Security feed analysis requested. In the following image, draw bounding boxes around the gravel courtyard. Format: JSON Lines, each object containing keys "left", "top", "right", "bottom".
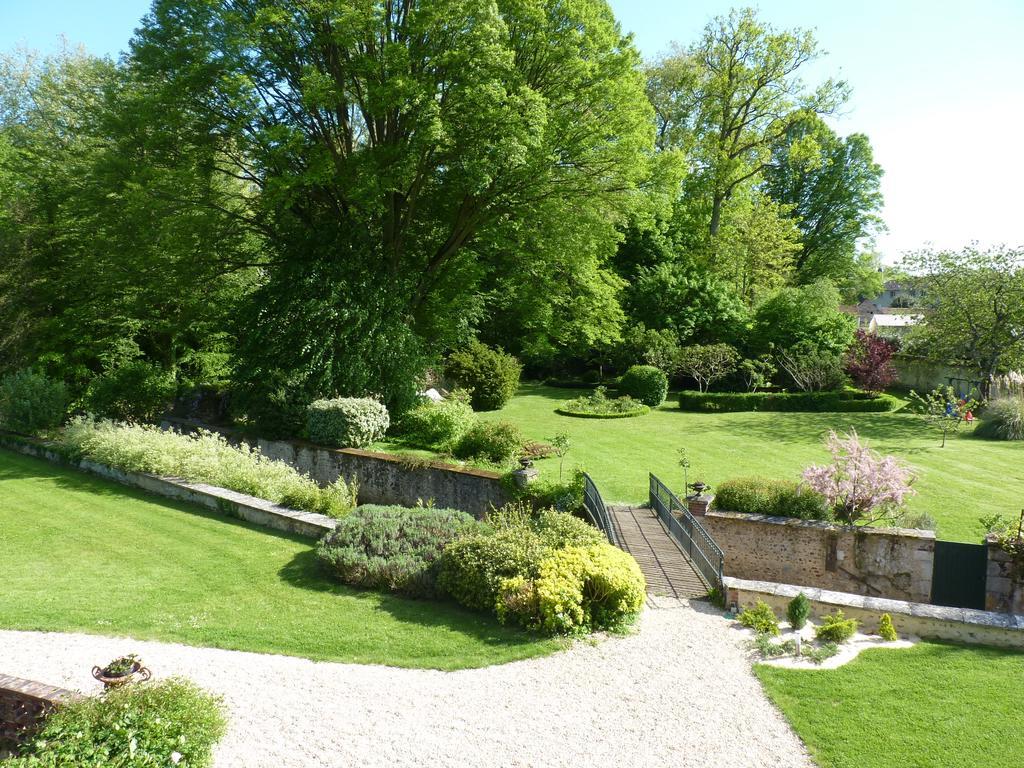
{"left": 2, "top": 598, "right": 811, "bottom": 768}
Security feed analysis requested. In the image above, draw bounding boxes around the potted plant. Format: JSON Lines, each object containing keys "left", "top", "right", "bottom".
{"left": 91, "top": 653, "right": 152, "bottom": 689}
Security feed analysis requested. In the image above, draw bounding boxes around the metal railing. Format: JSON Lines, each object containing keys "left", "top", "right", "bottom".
{"left": 649, "top": 473, "right": 724, "bottom": 591}
{"left": 582, "top": 472, "right": 618, "bottom": 547}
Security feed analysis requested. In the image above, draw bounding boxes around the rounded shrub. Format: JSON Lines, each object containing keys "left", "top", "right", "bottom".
{"left": 82, "top": 361, "right": 176, "bottom": 423}
{"left": 438, "top": 527, "right": 549, "bottom": 612}
{"left": 715, "top": 477, "right": 831, "bottom": 521}
{"left": 878, "top": 612, "right": 898, "bottom": 641}
{"left": 618, "top": 364, "right": 668, "bottom": 408}
{"left": 445, "top": 341, "right": 522, "bottom": 411}
{"left": 0, "top": 369, "right": 68, "bottom": 435}
{"left": 975, "top": 398, "right": 1024, "bottom": 441}
{"left": 453, "top": 420, "right": 524, "bottom": 465}
{"left": 815, "top": 610, "right": 858, "bottom": 644}
{"left": 397, "top": 391, "right": 475, "bottom": 450}
{"left": 737, "top": 599, "right": 780, "bottom": 636}
{"left": 307, "top": 397, "right": 390, "bottom": 448}
{"left": 787, "top": 592, "right": 811, "bottom": 630}
{"left": 317, "top": 505, "right": 476, "bottom": 598}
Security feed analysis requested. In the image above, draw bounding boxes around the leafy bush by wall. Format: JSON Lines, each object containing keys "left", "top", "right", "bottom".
{"left": 317, "top": 505, "right": 476, "bottom": 597}
{"left": 678, "top": 389, "right": 898, "bottom": 413}
{"left": 815, "top": 610, "right": 858, "bottom": 643}
{"left": 61, "top": 418, "right": 357, "bottom": 517}
{"left": 0, "top": 369, "right": 68, "bottom": 435}
{"left": 445, "top": 342, "right": 522, "bottom": 411}
{"left": 396, "top": 391, "right": 475, "bottom": 450}
{"left": 82, "top": 361, "right": 176, "bottom": 423}
{"left": 453, "top": 420, "right": 524, "bottom": 465}
{"left": 12, "top": 678, "right": 225, "bottom": 768}
{"left": 737, "top": 599, "right": 780, "bottom": 636}
{"left": 975, "top": 398, "right": 1024, "bottom": 441}
{"left": 714, "top": 477, "right": 832, "bottom": 521}
{"left": 307, "top": 397, "right": 390, "bottom": 448}
{"left": 618, "top": 364, "right": 668, "bottom": 407}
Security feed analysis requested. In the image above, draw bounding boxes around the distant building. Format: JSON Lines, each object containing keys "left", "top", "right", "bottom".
{"left": 874, "top": 281, "right": 921, "bottom": 309}
{"left": 839, "top": 300, "right": 924, "bottom": 338}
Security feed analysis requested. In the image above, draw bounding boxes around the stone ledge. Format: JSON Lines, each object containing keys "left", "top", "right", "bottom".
{"left": 0, "top": 674, "right": 81, "bottom": 705}
{"left": 708, "top": 510, "right": 936, "bottom": 540}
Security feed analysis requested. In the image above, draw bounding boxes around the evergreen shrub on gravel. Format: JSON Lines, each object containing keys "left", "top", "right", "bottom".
{"left": 307, "top": 397, "right": 390, "bottom": 448}
{"left": 61, "top": 418, "right": 356, "bottom": 517}
{"left": 317, "top": 505, "right": 476, "bottom": 598}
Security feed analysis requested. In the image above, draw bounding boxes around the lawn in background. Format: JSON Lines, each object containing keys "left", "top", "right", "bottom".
{"left": 462, "top": 384, "right": 1021, "bottom": 543}
{"left": 0, "top": 449, "right": 561, "bottom": 670}
{"left": 755, "top": 642, "right": 1024, "bottom": 768}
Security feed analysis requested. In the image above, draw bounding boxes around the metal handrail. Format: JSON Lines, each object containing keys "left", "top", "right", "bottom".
{"left": 582, "top": 472, "right": 618, "bottom": 547}
{"left": 648, "top": 473, "right": 724, "bottom": 590}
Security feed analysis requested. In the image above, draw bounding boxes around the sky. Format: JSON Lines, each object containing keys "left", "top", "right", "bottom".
{"left": 1, "top": 0, "right": 1022, "bottom": 262}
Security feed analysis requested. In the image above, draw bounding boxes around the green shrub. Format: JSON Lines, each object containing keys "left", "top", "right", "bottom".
{"left": 737, "top": 599, "right": 780, "bottom": 636}
{"left": 397, "top": 391, "right": 475, "bottom": 450}
{"left": 975, "top": 398, "right": 1024, "bottom": 441}
{"left": 231, "top": 373, "right": 309, "bottom": 439}
{"left": 445, "top": 342, "right": 522, "bottom": 411}
{"left": 511, "top": 469, "right": 586, "bottom": 514}
{"left": 618, "top": 365, "right": 668, "bottom": 407}
{"left": 307, "top": 397, "right": 389, "bottom": 448}
{"left": 61, "top": 418, "right": 357, "bottom": 517}
{"left": 715, "top": 477, "right": 832, "bottom": 521}
{"left": 82, "top": 361, "right": 176, "bottom": 423}
{"left": 802, "top": 641, "right": 839, "bottom": 664}
{"left": 317, "top": 505, "right": 476, "bottom": 598}
{"left": 14, "top": 678, "right": 225, "bottom": 768}
{"left": 0, "top": 370, "right": 68, "bottom": 435}
{"left": 752, "top": 633, "right": 798, "bottom": 658}
{"left": 453, "top": 420, "right": 524, "bottom": 465}
{"left": 437, "top": 527, "right": 549, "bottom": 612}
{"left": 815, "top": 610, "right": 858, "bottom": 644}
{"left": 678, "top": 389, "right": 898, "bottom": 413}
{"left": 787, "top": 592, "right": 811, "bottom": 630}
{"left": 878, "top": 612, "right": 898, "bottom": 641}
{"left": 555, "top": 385, "right": 649, "bottom": 418}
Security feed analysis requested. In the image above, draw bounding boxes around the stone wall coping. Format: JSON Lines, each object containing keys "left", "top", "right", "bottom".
{"left": 707, "top": 509, "right": 937, "bottom": 540}
{"left": 0, "top": 674, "right": 82, "bottom": 704}
{"left": 161, "top": 417, "right": 505, "bottom": 480}
{"left": 723, "top": 576, "right": 1024, "bottom": 631}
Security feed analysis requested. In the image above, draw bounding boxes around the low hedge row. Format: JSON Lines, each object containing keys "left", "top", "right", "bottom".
{"left": 678, "top": 389, "right": 899, "bottom": 413}
{"left": 554, "top": 407, "right": 650, "bottom": 419}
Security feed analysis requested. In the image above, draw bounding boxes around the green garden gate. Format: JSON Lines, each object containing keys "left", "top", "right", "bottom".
{"left": 930, "top": 540, "right": 987, "bottom": 610}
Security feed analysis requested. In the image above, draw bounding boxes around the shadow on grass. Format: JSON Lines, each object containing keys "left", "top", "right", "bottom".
{"left": 277, "top": 548, "right": 552, "bottom": 649}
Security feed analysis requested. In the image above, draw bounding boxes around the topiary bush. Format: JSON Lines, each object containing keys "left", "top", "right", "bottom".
{"left": 445, "top": 342, "right": 522, "bottom": 411}
{"left": 737, "top": 599, "right": 780, "bottom": 636}
{"left": 617, "top": 364, "right": 668, "bottom": 407}
{"left": 12, "top": 678, "right": 225, "bottom": 768}
{"left": 815, "top": 610, "right": 858, "bottom": 644}
{"left": 452, "top": 420, "right": 524, "bottom": 465}
{"left": 307, "top": 397, "right": 390, "bottom": 448}
{"left": 878, "top": 612, "right": 898, "bottom": 641}
{"left": 0, "top": 369, "right": 68, "bottom": 435}
{"left": 82, "top": 361, "right": 177, "bottom": 423}
{"left": 787, "top": 592, "right": 811, "bottom": 630}
{"left": 317, "top": 505, "right": 476, "bottom": 598}
{"left": 975, "top": 398, "right": 1024, "bottom": 441}
{"left": 396, "top": 391, "right": 475, "bottom": 450}
{"left": 715, "top": 477, "right": 832, "bottom": 521}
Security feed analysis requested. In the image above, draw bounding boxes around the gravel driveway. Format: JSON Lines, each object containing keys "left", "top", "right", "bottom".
{"left": 1, "top": 598, "right": 811, "bottom": 768}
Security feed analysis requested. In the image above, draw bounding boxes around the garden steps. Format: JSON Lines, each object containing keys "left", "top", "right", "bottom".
{"left": 607, "top": 504, "right": 708, "bottom": 599}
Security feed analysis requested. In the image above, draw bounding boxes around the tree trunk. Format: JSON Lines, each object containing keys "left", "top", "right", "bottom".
{"left": 709, "top": 194, "right": 725, "bottom": 237}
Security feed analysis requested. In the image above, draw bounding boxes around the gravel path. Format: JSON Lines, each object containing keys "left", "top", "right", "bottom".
{"left": 1, "top": 598, "right": 811, "bottom": 768}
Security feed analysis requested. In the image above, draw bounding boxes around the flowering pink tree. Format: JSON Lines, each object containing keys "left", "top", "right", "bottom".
{"left": 802, "top": 430, "right": 916, "bottom": 525}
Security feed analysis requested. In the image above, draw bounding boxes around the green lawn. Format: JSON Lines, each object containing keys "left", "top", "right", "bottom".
{"left": 0, "top": 449, "right": 561, "bottom": 670}
{"left": 384, "top": 383, "right": 1023, "bottom": 543}
{"left": 755, "top": 642, "right": 1024, "bottom": 768}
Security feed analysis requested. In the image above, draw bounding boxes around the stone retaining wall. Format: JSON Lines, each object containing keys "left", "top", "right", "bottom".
{"left": 0, "top": 674, "right": 81, "bottom": 756}
{"left": 986, "top": 536, "right": 1024, "bottom": 614}
{"left": 700, "top": 509, "right": 935, "bottom": 603}
{"left": 724, "top": 576, "right": 1024, "bottom": 650}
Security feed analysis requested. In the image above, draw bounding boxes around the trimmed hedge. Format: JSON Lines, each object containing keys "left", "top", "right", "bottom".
{"left": 715, "top": 477, "right": 832, "bottom": 521}
{"left": 678, "top": 389, "right": 899, "bottom": 413}
{"left": 618, "top": 365, "right": 668, "bottom": 407}
{"left": 307, "top": 397, "right": 390, "bottom": 448}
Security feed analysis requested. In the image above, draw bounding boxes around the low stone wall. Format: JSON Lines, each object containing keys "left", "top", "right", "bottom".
{"left": 0, "top": 674, "right": 81, "bottom": 756}
{"left": 892, "top": 354, "right": 983, "bottom": 394}
{"left": 0, "top": 436, "right": 336, "bottom": 539}
{"left": 986, "top": 536, "right": 1024, "bottom": 614}
{"left": 701, "top": 509, "right": 935, "bottom": 603}
{"left": 162, "top": 419, "right": 511, "bottom": 516}
{"left": 724, "top": 576, "right": 1024, "bottom": 650}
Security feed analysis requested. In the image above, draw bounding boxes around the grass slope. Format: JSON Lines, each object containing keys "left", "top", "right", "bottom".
{"left": 0, "top": 449, "right": 561, "bottom": 670}
{"left": 457, "top": 384, "right": 1021, "bottom": 543}
{"left": 755, "top": 642, "right": 1024, "bottom": 768}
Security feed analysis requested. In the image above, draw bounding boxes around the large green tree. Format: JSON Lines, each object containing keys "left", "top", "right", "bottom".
{"left": 130, "top": 0, "right": 656, "bottom": 410}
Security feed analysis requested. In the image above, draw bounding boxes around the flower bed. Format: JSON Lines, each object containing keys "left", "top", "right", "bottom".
{"left": 555, "top": 387, "right": 649, "bottom": 419}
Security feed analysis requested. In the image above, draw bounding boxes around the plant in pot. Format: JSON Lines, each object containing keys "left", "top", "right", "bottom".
{"left": 92, "top": 653, "right": 152, "bottom": 689}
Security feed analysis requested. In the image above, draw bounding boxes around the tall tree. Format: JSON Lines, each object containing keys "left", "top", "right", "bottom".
{"left": 131, "top": 0, "right": 656, "bottom": 410}
{"left": 765, "top": 115, "right": 884, "bottom": 287}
